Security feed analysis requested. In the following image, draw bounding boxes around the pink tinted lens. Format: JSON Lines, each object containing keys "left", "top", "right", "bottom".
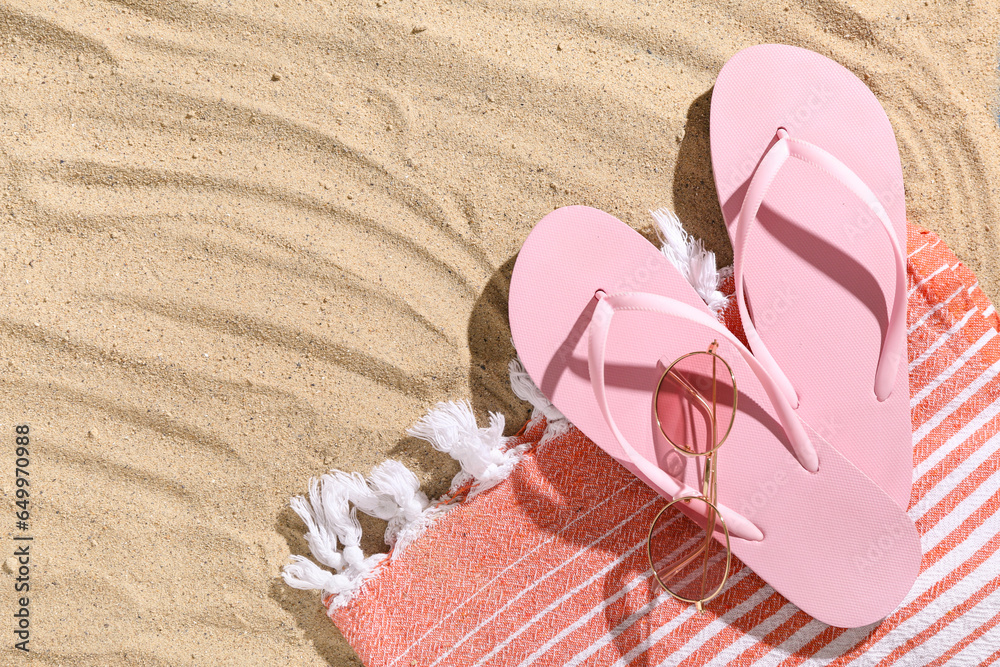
{"left": 655, "top": 352, "right": 735, "bottom": 456}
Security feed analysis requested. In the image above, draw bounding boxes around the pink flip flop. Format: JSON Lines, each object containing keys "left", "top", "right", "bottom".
{"left": 508, "top": 206, "right": 920, "bottom": 628}
{"left": 710, "top": 44, "right": 912, "bottom": 508}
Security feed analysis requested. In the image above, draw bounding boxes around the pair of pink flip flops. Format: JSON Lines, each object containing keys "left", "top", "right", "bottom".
{"left": 508, "top": 44, "right": 920, "bottom": 628}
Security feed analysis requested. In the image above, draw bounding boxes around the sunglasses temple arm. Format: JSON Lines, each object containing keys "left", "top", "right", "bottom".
{"left": 698, "top": 501, "right": 717, "bottom": 604}
{"left": 666, "top": 369, "right": 715, "bottom": 415}
{"left": 657, "top": 539, "right": 711, "bottom": 581}
{"left": 651, "top": 499, "right": 723, "bottom": 584}
{"left": 664, "top": 368, "right": 721, "bottom": 502}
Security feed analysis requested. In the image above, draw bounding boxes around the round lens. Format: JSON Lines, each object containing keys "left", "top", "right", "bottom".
{"left": 647, "top": 496, "right": 731, "bottom": 606}
{"left": 655, "top": 349, "right": 737, "bottom": 457}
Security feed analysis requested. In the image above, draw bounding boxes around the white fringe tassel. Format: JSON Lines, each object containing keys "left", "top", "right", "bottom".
{"left": 406, "top": 400, "right": 534, "bottom": 498}
{"left": 282, "top": 399, "right": 530, "bottom": 612}
{"left": 283, "top": 207, "right": 729, "bottom": 611}
{"left": 508, "top": 357, "right": 569, "bottom": 442}
{"left": 283, "top": 478, "right": 388, "bottom": 609}
{"left": 652, "top": 207, "right": 732, "bottom": 317}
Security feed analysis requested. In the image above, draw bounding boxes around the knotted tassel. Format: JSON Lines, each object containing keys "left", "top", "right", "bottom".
{"left": 281, "top": 473, "right": 388, "bottom": 610}
{"left": 508, "top": 357, "right": 569, "bottom": 441}
{"left": 406, "top": 400, "right": 520, "bottom": 498}
{"left": 288, "top": 479, "right": 345, "bottom": 571}
{"left": 367, "top": 460, "right": 429, "bottom": 547}
{"left": 283, "top": 555, "right": 354, "bottom": 595}
{"left": 653, "top": 207, "right": 731, "bottom": 317}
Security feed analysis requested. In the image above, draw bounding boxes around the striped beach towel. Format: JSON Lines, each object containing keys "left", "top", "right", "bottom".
{"left": 287, "top": 221, "right": 1000, "bottom": 666}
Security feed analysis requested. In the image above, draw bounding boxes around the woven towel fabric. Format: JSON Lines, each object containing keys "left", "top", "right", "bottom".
{"left": 328, "top": 223, "right": 1000, "bottom": 667}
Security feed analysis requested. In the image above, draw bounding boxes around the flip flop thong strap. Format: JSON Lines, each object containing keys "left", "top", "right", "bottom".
{"left": 587, "top": 290, "right": 820, "bottom": 542}
{"left": 734, "top": 129, "right": 908, "bottom": 403}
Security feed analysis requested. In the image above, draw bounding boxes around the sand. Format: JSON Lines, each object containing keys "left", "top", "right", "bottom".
{"left": 0, "top": 0, "right": 996, "bottom": 664}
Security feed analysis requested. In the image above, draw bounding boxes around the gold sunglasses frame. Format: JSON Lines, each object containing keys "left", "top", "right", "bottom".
{"left": 646, "top": 341, "right": 737, "bottom": 612}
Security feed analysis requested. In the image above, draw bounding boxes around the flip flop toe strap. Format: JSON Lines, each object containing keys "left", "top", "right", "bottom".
{"left": 734, "top": 129, "right": 907, "bottom": 403}
{"left": 587, "top": 290, "right": 821, "bottom": 543}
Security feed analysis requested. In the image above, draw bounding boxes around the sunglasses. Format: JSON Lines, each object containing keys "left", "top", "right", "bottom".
{"left": 646, "top": 340, "right": 735, "bottom": 612}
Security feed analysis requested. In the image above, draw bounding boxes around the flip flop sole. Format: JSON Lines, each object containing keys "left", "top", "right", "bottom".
{"left": 710, "top": 44, "right": 912, "bottom": 508}
{"left": 509, "top": 206, "right": 920, "bottom": 628}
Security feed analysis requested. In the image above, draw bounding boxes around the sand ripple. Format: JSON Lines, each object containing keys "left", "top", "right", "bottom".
{"left": 0, "top": 0, "right": 996, "bottom": 663}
